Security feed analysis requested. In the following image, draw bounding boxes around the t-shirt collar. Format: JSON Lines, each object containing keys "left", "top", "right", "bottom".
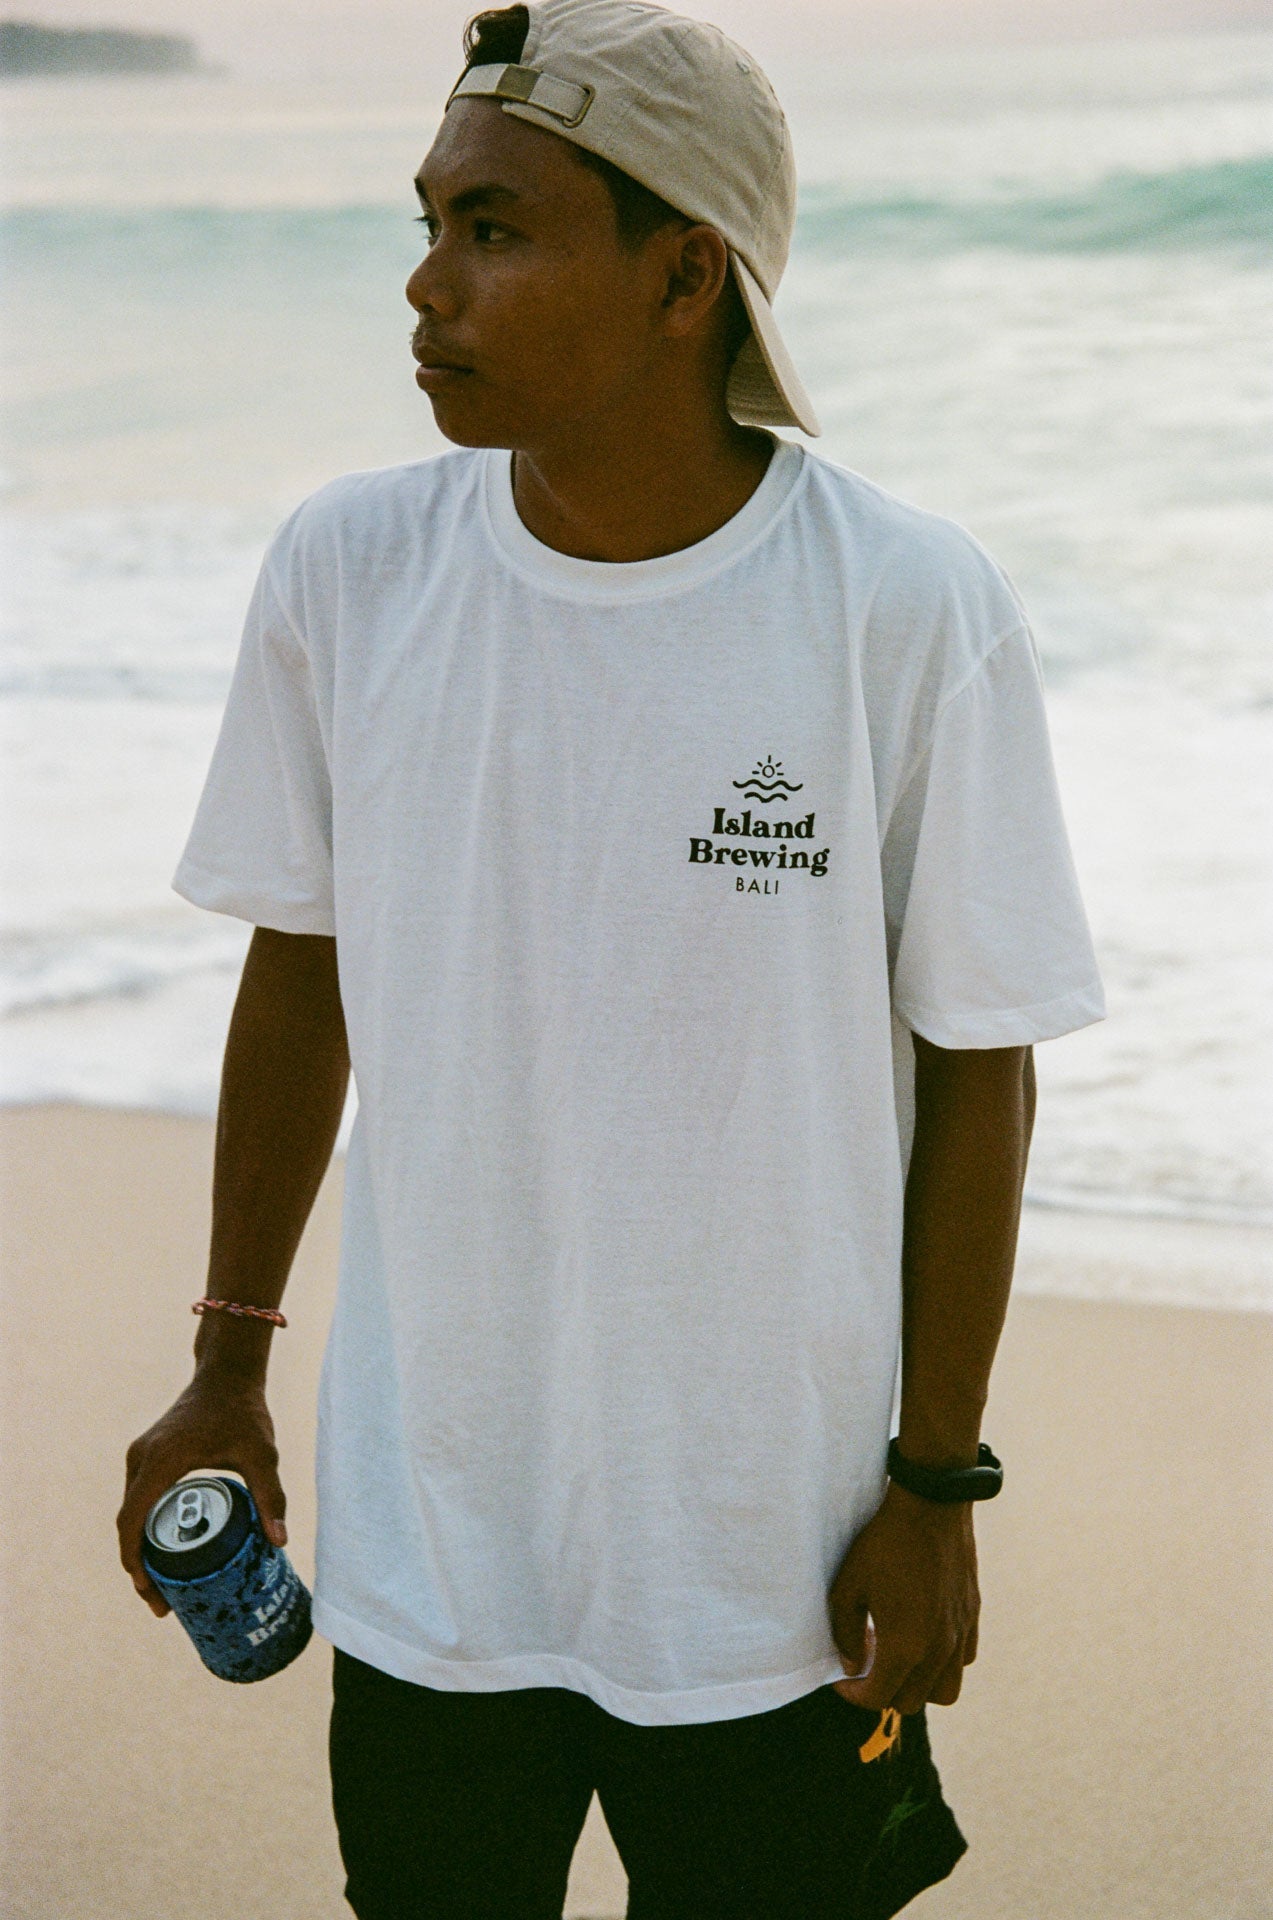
{"left": 482, "top": 433, "right": 806, "bottom": 604}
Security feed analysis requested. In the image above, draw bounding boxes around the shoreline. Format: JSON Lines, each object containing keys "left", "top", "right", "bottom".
{"left": 2, "top": 1105, "right": 1270, "bottom": 1917}
{"left": 1, "top": 1095, "right": 1268, "bottom": 1310}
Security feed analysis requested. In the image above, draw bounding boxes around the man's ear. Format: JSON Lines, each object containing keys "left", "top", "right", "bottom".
{"left": 660, "top": 224, "right": 731, "bottom": 338}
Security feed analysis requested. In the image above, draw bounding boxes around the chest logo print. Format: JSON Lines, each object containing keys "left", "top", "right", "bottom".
{"left": 733, "top": 757, "right": 804, "bottom": 804}
{"left": 688, "top": 756, "right": 831, "bottom": 894}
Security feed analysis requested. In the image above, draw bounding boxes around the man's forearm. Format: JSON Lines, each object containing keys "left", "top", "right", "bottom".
{"left": 895, "top": 1037, "right": 1036, "bottom": 1469}
{"left": 193, "top": 927, "right": 350, "bottom": 1383}
{"left": 116, "top": 926, "right": 343, "bottom": 1600}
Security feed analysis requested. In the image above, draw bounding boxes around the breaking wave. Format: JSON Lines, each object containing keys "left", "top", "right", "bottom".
{"left": 796, "top": 155, "right": 1273, "bottom": 257}
{"left": 4, "top": 156, "right": 1268, "bottom": 281}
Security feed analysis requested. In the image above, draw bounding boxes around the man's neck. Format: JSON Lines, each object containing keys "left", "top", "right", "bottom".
{"left": 509, "top": 403, "right": 776, "bottom": 564}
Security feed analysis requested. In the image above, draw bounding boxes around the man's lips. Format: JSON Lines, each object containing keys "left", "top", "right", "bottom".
{"left": 411, "top": 335, "right": 473, "bottom": 382}
{"left": 415, "top": 363, "right": 473, "bottom": 393}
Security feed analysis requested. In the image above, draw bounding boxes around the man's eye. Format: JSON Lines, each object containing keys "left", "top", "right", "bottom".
{"left": 412, "top": 216, "right": 507, "bottom": 244}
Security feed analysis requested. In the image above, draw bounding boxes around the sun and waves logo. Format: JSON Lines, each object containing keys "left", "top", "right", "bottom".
{"left": 732, "top": 756, "right": 804, "bottom": 805}
{"left": 689, "top": 755, "right": 830, "bottom": 893}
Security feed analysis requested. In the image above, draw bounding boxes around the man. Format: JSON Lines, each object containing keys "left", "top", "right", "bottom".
{"left": 118, "top": 2, "right": 1104, "bottom": 1914}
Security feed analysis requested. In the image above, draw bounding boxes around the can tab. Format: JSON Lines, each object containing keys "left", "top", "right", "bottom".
{"left": 175, "top": 1485, "right": 211, "bottom": 1541}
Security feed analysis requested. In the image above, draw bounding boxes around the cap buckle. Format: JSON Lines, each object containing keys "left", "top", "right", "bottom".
{"left": 449, "top": 63, "right": 596, "bottom": 130}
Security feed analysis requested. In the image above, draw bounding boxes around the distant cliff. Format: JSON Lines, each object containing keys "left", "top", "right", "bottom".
{"left": 0, "top": 20, "right": 204, "bottom": 75}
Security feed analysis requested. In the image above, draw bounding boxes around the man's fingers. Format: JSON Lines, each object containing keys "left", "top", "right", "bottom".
{"left": 117, "top": 1485, "right": 158, "bottom": 1579}
{"left": 893, "top": 1634, "right": 963, "bottom": 1715}
{"left": 832, "top": 1605, "right": 874, "bottom": 1680}
{"left": 246, "top": 1465, "right": 289, "bottom": 1546}
{"left": 117, "top": 1482, "right": 173, "bottom": 1615}
{"left": 134, "top": 1576, "right": 171, "bottom": 1618}
{"left": 120, "top": 1529, "right": 169, "bottom": 1613}
{"left": 121, "top": 1510, "right": 171, "bottom": 1618}
{"left": 924, "top": 1626, "right": 979, "bottom": 1708}
{"left": 838, "top": 1612, "right": 974, "bottom": 1713}
{"left": 926, "top": 1647, "right": 965, "bottom": 1707}
{"left": 835, "top": 1631, "right": 922, "bottom": 1712}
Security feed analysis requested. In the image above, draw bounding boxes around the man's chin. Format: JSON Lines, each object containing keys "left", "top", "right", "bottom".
{"left": 423, "top": 394, "right": 520, "bottom": 451}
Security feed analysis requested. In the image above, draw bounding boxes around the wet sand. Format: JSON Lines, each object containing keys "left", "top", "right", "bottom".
{"left": 1, "top": 1105, "right": 1269, "bottom": 1919}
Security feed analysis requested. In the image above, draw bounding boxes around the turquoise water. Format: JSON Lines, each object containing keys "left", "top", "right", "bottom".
{"left": 1, "top": 32, "right": 1270, "bottom": 1257}
{"left": 798, "top": 153, "right": 1273, "bottom": 253}
{"left": 8, "top": 147, "right": 1270, "bottom": 258}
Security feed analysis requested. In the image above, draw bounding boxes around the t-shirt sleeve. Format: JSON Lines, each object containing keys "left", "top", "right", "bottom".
{"left": 885, "top": 624, "right": 1104, "bottom": 1048}
{"left": 172, "top": 550, "right": 336, "bottom": 936}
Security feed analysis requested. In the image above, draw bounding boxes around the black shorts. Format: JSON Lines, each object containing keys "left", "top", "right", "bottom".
{"left": 329, "top": 1647, "right": 967, "bottom": 1919}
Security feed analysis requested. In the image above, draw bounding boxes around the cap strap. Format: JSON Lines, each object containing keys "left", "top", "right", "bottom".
{"left": 448, "top": 63, "right": 596, "bottom": 129}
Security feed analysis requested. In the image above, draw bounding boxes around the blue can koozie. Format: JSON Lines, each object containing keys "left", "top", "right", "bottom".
{"left": 142, "top": 1475, "right": 313, "bottom": 1682}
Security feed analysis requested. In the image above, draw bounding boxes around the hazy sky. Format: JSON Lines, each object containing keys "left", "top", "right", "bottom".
{"left": 22, "top": 0, "right": 1271, "bottom": 83}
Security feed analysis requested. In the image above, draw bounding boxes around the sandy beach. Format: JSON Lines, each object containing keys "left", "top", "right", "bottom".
{"left": 1, "top": 1103, "right": 1269, "bottom": 1920}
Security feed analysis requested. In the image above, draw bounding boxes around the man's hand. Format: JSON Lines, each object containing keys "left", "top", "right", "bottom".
{"left": 117, "top": 1372, "right": 288, "bottom": 1618}
{"left": 827, "top": 1481, "right": 979, "bottom": 1714}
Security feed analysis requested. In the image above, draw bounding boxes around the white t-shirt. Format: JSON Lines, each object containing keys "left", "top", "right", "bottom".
{"left": 175, "top": 435, "right": 1103, "bottom": 1725}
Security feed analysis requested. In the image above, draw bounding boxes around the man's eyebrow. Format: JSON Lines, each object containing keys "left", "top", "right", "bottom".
{"left": 413, "top": 179, "right": 525, "bottom": 216}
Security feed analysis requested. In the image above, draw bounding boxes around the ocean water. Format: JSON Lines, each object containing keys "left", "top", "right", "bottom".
{"left": 2, "top": 31, "right": 1271, "bottom": 1298}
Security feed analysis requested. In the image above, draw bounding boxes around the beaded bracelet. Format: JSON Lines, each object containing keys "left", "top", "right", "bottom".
{"left": 192, "top": 1297, "right": 288, "bottom": 1328}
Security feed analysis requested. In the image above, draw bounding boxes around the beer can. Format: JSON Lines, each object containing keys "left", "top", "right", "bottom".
{"left": 142, "top": 1475, "right": 312, "bottom": 1683}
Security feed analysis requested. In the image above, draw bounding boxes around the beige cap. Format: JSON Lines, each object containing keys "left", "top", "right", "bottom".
{"left": 446, "top": 0, "right": 820, "bottom": 437}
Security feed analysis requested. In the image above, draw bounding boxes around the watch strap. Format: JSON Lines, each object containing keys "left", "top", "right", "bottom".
{"left": 887, "top": 1438, "right": 1004, "bottom": 1503}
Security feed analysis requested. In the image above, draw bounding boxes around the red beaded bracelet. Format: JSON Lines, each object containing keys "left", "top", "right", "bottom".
{"left": 192, "top": 1297, "right": 288, "bottom": 1328}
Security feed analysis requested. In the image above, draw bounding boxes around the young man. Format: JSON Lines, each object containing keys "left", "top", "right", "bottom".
{"left": 118, "top": 2, "right": 1104, "bottom": 1913}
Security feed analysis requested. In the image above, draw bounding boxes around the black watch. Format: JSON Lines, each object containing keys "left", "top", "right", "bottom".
{"left": 887, "top": 1438, "right": 1003, "bottom": 1504}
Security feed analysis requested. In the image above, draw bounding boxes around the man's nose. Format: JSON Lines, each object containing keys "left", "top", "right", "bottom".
{"left": 406, "top": 248, "right": 457, "bottom": 318}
